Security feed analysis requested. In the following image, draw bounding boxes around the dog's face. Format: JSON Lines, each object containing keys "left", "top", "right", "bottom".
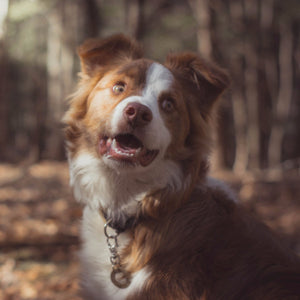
{"left": 64, "top": 35, "right": 229, "bottom": 209}
{"left": 86, "top": 60, "right": 181, "bottom": 171}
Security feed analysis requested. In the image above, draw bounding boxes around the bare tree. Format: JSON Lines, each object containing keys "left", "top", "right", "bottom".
{"left": 0, "top": 0, "right": 9, "bottom": 160}
{"left": 124, "top": 0, "right": 145, "bottom": 39}
{"left": 226, "top": 0, "right": 249, "bottom": 173}
{"left": 45, "top": 1, "right": 77, "bottom": 159}
{"left": 268, "top": 21, "right": 293, "bottom": 167}
{"left": 82, "top": 0, "right": 102, "bottom": 37}
{"left": 188, "top": 0, "right": 212, "bottom": 60}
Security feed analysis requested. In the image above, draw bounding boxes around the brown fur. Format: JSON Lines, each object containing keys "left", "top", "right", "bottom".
{"left": 65, "top": 35, "right": 300, "bottom": 299}
{"left": 124, "top": 188, "right": 300, "bottom": 299}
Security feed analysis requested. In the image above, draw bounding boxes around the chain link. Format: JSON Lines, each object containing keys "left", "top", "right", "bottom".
{"left": 104, "top": 220, "right": 131, "bottom": 289}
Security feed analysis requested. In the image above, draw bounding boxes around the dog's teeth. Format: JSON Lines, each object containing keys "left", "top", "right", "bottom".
{"left": 106, "top": 138, "right": 112, "bottom": 148}
{"left": 111, "top": 138, "right": 117, "bottom": 150}
{"left": 115, "top": 147, "right": 125, "bottom": 155}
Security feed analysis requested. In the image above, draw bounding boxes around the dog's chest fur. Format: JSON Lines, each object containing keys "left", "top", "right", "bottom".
{"left": 77, "top": 180, "right": 237, "bottom": 300}
{"left": 80, "top": 207, "right": 150, "bottom": 300}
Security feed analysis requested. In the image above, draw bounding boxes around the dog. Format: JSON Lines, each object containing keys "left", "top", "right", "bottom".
{"left": 64, "top": 34, "right": 300, "bottom": 300}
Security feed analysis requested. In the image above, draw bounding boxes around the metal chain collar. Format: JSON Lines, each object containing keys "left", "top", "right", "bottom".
{"left": 104, "top": 220, "right": 131, "bottom": 289}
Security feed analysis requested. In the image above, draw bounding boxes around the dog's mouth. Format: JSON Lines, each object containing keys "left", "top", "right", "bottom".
{"left": 99, "top": 134, "right": 159, "bottom": 167}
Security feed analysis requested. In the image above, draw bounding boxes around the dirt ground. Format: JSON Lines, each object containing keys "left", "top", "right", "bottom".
{"left": 0, "top": 161, "right": 299, "bottom": 300}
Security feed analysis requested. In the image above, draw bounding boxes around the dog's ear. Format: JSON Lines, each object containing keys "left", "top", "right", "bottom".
{"left": 165, "top": 52, "right": 230, "bottom": 109}
{"left": 78, "top": 34, "right": 143, "bottom": 76}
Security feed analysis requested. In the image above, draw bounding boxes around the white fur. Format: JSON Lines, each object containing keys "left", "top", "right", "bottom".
{"left": 80, "top": 207, "right": 151, "bottom": 300}
{"left": 110, "top": 62, "right": 173, "bottom": 152}
{"left": 69, "top": 152, "right": 182, "bottom": 215}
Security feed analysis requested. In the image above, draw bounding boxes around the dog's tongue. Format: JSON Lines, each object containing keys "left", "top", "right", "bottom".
{"left": 99, "top": 134, "right": 158, "bottom": 167}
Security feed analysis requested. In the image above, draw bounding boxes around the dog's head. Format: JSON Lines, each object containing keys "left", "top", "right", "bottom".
{"left": 64, "top": 34, "right": 229, "bottom": 210}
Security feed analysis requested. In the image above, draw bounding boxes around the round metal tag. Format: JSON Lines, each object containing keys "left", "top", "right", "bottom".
{"left": 111, "top": 269, "right": 131, "bottom": 289}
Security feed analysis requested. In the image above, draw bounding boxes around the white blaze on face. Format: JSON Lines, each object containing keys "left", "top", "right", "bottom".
{"left": 110, "top": 62, "right": 174, "bottom": 155}
{"left": 69, "top": 63, "right": 184, "bottom": 209}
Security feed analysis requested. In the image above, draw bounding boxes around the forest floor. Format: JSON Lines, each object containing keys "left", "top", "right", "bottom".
{"left": 0, "top": 161, "right": 299, "bottom": 300}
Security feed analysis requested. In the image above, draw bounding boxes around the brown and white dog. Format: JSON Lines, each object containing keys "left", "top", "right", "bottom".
{"left": 64, "top": 35, "right": 300, "bottom": 300}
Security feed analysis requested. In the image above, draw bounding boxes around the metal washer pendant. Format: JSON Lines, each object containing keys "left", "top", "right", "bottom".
{"left": 111, "top": 268, "right": 131, "bottom": 289}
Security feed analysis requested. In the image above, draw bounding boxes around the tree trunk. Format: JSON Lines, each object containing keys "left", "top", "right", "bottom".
{"left": 188, "top": 0, "right": 212, "bottom": 59}
{"left": 228, "top": 0, "right": 249, "bottom": 173}
{"left": 232, "top": 88, "right": 248, "bottom": 173}
{"left": 0, "top": 0, "right": 9, "bottom": 160}
{"left": 124, "top": 0, "right": 145, "bottom": 39}
{"left": 45, "top": 6, "right": 65, "bottom": 159}
{"left": 243, "top": 0, "right": 260, "bottom": 170}
{"left": 268, "top": 21, "right": 293, "bottom": 167}
{"left": 82, "top": 0, "right": 101, "bottom": 37}
{"left": 44, "top": 1, "right": 78, "bottom": 160}
{"left": 244, "top": 44, "right": 260, "bottom": 170}
{"left": 0, "top": 44, "right": 9, "bottom": 161}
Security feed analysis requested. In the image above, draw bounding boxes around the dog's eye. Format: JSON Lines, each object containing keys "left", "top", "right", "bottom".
{"left": 161, "top": 98, "right": 175, "bottom": 113}
{"left": 112, "top": 83, "right": 126, "bottom": 95}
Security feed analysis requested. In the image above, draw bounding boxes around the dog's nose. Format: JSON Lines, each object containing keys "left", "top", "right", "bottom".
{"left": 123, "top": 102, "right": 153, "bottom": 127}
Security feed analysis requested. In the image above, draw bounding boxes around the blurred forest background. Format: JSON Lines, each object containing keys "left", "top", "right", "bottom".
{"left": 1, "top": 0, "right": 300, "bottom": 171}
{"left": 0, "top": 0, "right": 299, "bottom": 299}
